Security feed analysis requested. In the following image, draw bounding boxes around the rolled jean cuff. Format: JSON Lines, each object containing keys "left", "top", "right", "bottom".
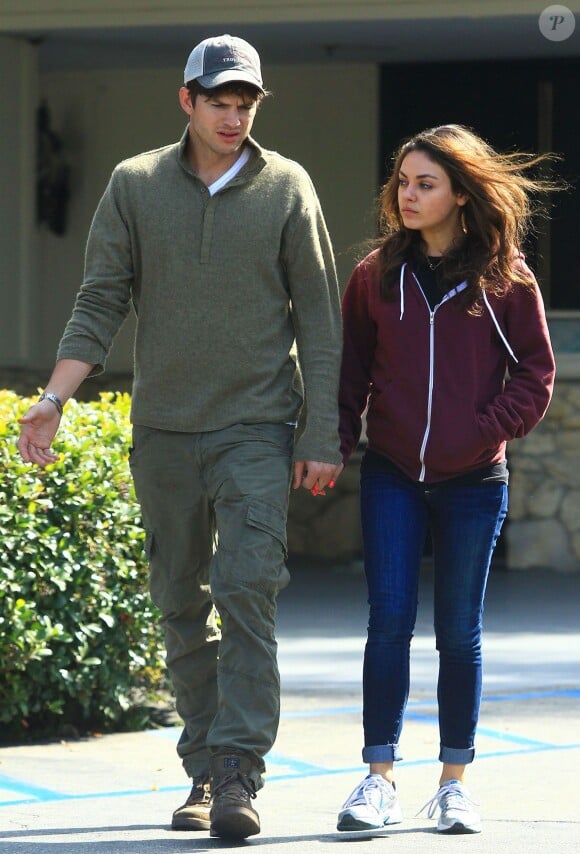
{"left": 362, "top": 744, "right": 402, "bottom": 763}
{"left": 439, "top": 745, "right": 475, "bottom": 765}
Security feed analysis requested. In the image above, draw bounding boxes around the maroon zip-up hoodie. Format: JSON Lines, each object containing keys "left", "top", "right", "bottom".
{"left": 339, "top": 250, "right": 555, "bottom": 483}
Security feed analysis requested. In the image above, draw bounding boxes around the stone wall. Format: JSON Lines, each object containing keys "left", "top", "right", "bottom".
{"left": 506, "top": 376, "right": 580, "bottom": 572}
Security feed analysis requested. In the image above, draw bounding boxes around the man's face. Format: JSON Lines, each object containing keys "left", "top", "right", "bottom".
{"left": 181, "top": 88, "right": 258, "bottom": 159}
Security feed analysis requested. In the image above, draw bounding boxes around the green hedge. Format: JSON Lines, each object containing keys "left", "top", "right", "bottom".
{"left": 0, "top": 389, "right": 166, "bottom": 743}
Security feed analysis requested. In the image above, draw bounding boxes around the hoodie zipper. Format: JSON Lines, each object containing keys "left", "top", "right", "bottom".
{"left": 418, "top": 308, "right": 436, "bottom": 481}
{"left": 411, "top": 273, "right": 468, "bottom": 482}
{"left": 403, "top": 268, "right": 516, "bottom": 481}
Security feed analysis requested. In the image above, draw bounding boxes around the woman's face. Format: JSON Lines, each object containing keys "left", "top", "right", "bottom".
{"left": 397, "top": 150, "right": 467, "bottom": 249}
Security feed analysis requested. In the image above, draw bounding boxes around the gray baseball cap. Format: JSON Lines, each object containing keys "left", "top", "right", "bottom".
{"left": 184, "top": 34, "right": 264, "bottom": 92}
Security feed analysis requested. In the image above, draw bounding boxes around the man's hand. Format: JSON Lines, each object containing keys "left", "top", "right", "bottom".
{"left": 16, "top": 359, "right": 93, "bottom": 467}
{"left": 293, "top": 460, "right": 338, "bottom": 495}
{"left": 17, "top": 401, "right": 61, "bottom": 467}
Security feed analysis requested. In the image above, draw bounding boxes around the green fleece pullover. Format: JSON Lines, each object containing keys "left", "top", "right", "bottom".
{"left": 57, "top": 130, "right": 342, "bottom": 464}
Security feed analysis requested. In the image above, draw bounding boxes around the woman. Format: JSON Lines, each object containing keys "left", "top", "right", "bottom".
{"left": 334, "top": 125, "right": 556, "bottom": 834}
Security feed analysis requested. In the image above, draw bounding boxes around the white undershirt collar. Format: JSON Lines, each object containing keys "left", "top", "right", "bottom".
{"left": 207, "top": 147, "right": 251, "bottom": 196}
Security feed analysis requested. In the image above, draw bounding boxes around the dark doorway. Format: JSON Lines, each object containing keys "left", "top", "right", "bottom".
{"left": 379, "top": 59, "right": 580, "bottom": 310}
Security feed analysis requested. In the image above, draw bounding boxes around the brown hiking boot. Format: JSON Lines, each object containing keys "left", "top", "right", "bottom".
{"left": 209, "top": 754, "right": 260, "bottom": 839}
{"left": 171, "top": 775, "right": 211, "bottom": 830}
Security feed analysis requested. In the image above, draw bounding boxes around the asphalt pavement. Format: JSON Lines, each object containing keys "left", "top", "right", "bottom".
{"left": 1, "top": 561, "right": 579, "bottom": 853}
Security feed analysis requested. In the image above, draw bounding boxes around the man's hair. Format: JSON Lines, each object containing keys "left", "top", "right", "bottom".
{"left": 186, "top": 79, "right": 268, "bottom": 106}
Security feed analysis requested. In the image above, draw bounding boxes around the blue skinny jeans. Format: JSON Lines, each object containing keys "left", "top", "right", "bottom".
{"left": 359, "top": 455, "right": 508, "bottom": 766}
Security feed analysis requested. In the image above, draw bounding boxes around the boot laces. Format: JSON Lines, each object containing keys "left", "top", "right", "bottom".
{"left": 213, "top": 771, "right": 256, "bottom": 802}
{"left": 185, "top": 776, "right": 210, "bottom": 805}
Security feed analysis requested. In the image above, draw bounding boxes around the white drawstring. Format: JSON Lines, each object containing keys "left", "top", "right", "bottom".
{"left": 399, "top": 263, "right": 407, "bottom": 319}
{"left": 482, "top": 289, "right": 518, "bottom": 362}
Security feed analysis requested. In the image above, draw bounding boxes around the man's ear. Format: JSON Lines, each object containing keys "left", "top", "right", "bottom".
{"left": 178, "top": 86, "right": 194, "bottom": 117}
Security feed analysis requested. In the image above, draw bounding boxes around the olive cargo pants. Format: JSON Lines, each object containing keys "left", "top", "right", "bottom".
{"left": 129, "top": 422, "right": 294, "bottom": 789}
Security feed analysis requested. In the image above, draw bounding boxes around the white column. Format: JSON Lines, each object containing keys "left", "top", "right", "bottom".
{"left": 0, "top": 36, "right": 38, "bottom": 366}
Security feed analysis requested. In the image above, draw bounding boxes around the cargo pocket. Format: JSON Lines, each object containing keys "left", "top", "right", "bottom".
{"left": 246, "top": 498, "right": 288, "bottom": 560}
{"left": 236, "top": 498, "right": 290, "bottom": 593}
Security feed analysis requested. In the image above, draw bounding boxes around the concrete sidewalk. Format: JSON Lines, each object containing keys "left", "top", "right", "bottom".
{"left": 1, "top": 563, "right": 579, "bottom": 852}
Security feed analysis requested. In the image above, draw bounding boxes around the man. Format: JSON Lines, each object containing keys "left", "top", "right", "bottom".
{"left": 17, "top": 34, "right": 341, "bottom": 841}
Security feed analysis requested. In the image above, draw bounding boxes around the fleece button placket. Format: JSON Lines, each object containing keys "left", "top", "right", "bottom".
{"left": 200, "top": 192, "right": 217, "bottom": 264}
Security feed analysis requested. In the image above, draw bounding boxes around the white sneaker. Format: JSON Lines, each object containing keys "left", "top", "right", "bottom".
{"left": 337, "top": 774, "right": 402, "bottom": 831}
{"left": 419, "top": 779, "right": 481, "bottom": 833}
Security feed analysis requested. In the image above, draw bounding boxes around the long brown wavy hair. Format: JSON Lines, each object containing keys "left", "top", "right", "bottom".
{"left": 377, "top": 124, "right": 561, "bottom": 310}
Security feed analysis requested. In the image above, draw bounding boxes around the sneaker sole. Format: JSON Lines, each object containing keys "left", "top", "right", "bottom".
{"left": 337, "top": 815, "right": 402, "bottom": 831}
{"left": 438, "top": 822, "right": 481, "bottom": 834}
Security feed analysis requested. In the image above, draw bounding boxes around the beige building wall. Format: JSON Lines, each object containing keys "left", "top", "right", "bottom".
{"left": 0, "top": 37, "right": 37, "bottom": 367}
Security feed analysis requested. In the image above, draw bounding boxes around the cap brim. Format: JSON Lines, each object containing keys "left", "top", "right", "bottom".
{"left": 195, "top": 69, "right": 264, "bottom": 92}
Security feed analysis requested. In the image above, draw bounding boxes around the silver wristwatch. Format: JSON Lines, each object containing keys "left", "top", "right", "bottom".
{"left": 39, "top": 392, "right": 64, "bottom": 416}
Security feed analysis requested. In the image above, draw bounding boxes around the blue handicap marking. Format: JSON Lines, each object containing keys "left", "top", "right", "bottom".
{"left": 1, "top": 689, "right": 578, "bottom": 807}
